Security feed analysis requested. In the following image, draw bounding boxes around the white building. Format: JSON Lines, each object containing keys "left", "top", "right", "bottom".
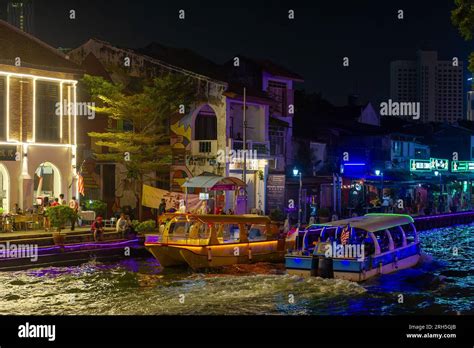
{"left": 0, "top": 20, "right": 81, "bottom": 212}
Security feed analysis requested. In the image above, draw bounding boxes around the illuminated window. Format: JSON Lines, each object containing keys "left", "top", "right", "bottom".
{"left": 36, "top": 81, "right": 59, "bottom": 143}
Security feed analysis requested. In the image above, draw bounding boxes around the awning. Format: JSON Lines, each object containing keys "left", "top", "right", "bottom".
{"left": 182, "top": 174, "right": 246, "bottom": 190}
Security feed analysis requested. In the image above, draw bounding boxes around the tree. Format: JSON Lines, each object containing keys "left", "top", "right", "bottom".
{"left": 83, "top": 73, "right": 198, "bottom": 220}
{"left": 451, "top": 0, "right": 474, "bottom": 72}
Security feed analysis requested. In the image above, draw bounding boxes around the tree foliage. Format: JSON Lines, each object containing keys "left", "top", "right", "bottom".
{"left": 82, "top": 73, "right": 198, "bottom": 219}
{"left": 451, "top": 0, "right": 474, "bottom": 72}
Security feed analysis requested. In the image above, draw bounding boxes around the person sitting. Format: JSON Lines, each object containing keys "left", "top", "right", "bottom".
{"left": 91, "top": 216, "right": 105, "bottom": 242}
{"left": 116, "top": 213, "right": 129, "bottom": 238}
{"left": 50, "top": 198, "right": 60, "bottom": 207}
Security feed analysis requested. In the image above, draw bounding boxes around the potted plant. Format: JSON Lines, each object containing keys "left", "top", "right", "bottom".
{"left": 45, "top": 205, "right": 77, "bottom": 245}
{"left": 318, "top": 207, "right": 331, "bottom": 223}
{"left": 135, "top": 219, "right": 157, "bottom": 233}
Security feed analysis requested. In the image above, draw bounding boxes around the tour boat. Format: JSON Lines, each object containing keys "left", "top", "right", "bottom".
{"left": 285, "top": 214, "right": 421, "bottom": 282}
{"left": 145, "top": 214, "right": 291, "bottom": 270}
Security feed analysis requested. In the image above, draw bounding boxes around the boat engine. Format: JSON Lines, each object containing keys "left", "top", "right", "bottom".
{"left": 318, "top": 256, "right": 334, "bottom": 278}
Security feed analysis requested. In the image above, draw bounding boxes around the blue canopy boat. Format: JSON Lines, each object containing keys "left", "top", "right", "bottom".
{"left": 285, "top": 214, "right": 421, "bottom": 282}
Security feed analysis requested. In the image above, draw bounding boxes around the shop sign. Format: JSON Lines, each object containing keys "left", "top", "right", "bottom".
{"left": 452, "top": 161, "right": 474, "bottom": 173}
{"left": 430, "top": 158, "right": 449, "bottom": 171}
{"left": 409, "top": 159, "right": 431, "bottom": 172}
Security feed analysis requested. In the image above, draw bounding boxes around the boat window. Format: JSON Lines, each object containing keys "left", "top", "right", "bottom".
{"left": 352, "top": 228, "right": 368, "bottom": 244}
{"left": 373, "top": 230, "right": 390, "bottom": 253}
{"left": 402, "top": 223, "right": 417, "bottom": 244}
{"left": 167, "top": 218, "right": 210, "bottom": 245}
{"left": 320, "top": 227, "right": 337, "bottom": 242}
{"left": 248, "top": 224, "right": 267, "bottom": 241}
{"left": 303, "top": 227, "right": 323, "bottom": 249}
{"left": 168, "top": 221, "right": 187, "bottom": 238}
{"left": 388, "top": 227, "right": 404, "bottom": 248}
{"left": 215, "top": 223, "right": 241, "bottom": 243}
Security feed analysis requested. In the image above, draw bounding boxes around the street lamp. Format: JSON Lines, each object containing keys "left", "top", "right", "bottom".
{"left": 434, "top": 170, "right": 445, "bottom": 212}
{"left": 293, "top": 167, "right": 302, "bottom": 228}
{"left": 375, "top": 169, "right": 384, "bottom": 200}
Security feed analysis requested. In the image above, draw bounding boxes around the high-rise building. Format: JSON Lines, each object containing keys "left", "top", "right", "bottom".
{"left": 390, "top": 50, "right": 463, "bottom": 123}
{"left": 3, "top": 0, "right": 34, "bottom": 34}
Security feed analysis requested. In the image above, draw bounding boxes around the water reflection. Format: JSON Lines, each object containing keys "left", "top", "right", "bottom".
{"left": 0, "top": 224, "right": 472, "bottom": 315}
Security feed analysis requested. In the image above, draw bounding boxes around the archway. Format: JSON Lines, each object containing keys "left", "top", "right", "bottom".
{"left": 34, "top": 162, "right": 62, "bottom": 201}
{"left": 194, "top": 104, "right": 217, "bottom": 140}
{"left": 0, "top": 164, "right": 10, "bottom": 213}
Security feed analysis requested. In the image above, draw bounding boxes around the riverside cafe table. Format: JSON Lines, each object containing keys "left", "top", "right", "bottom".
{"left": 1, "top": 213, "right": 41, "bottom": 232}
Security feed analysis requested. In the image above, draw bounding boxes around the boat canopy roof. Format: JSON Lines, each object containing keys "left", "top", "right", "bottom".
{"left": 310, "top": 214, "right": 414, "bottom": 233}
{"left": 170, "top": 213, "right": 271, "bottom": 224}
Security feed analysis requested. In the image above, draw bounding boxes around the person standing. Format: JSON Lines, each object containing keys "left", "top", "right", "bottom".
{"left": 158, "top": 199, "right": 166, "bottom": 216}
{"left": 69, "top": 196, "right": 79, "bottom": 231}
{"left": 43, "top": 197, "right": 51, "bottom": 231}
{"left": 59, "top": 194, "right": 67, "bottom": 205}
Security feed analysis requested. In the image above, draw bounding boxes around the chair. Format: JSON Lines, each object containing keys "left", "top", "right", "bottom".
{"left": 2, "top": 216, "right": 12, "bottom": 232}
{"left": 25, "top": 214, "right": 36, "bottom": 230}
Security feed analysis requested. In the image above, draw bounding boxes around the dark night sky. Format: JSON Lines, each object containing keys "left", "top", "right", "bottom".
{"left": 33, "top": 0, "right": 471, "bottom": 105}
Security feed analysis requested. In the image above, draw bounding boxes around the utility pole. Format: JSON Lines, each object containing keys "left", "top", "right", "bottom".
{"left": 242, "top": 87, "right": 247, "bottom": 213}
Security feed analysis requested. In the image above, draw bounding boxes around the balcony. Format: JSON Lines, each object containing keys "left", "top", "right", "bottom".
{"left": 191, "top": 140, "right": 218, "bottom": 157}
{"left": 228, "top": 139, "right": 270, "bottom": 158}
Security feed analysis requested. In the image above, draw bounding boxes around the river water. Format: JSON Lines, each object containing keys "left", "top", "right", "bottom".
{"left": 0, "top": 224, "right": 472, "bottom": 315}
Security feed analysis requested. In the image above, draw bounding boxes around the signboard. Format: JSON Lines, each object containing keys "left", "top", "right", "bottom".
{"left": 430, "top": 158, "right": 449, "bottom": 171}
{"left": 452, "top": 161, "right": 474, "bottom": 173}
{"left": 229, "top": 159, "right": 259, "bottom": 171}
{"left": 0, "top": 146, "right": 17, "bottom": 161}
{"left": 410, "top": 159, "right": 431, "bottom": 172}
{"left": 199, "top": 192, "right": 209, "bottom": 200}
{"left": 266, "top": 174, "right": 286, "bottom": 214}
{"left": 410, "top": 158, "right": 449, "bottom": 172}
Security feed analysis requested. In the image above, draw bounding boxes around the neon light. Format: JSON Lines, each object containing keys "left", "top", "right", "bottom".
{"left": 0, "top": 239, "right": 140, "bottom": 257}
{"left": 0, "top": 141, "right": 74, "bottom": 147}
{"left": 67, "top": 85, "right": 71, "bottom": 145}
{"left": 0, "top": 70, "right": 77, "bottom": 84}
{"left": 73, "top": 83, "right": 77, "bottom": 146}
{"left": 410, "top": 159, "right": 431, "bottom": 172}
{"left": 414, "top": 211, "right": 474, "bottom": 220}
{"left": 59, "top": 81, "right": 63, "bottom": 140}
{"left": 452, "top": 160, "right": 474, "bottom": 173}
{"left": 6, "top": 75, "right": 9, "bottom": 141}
{"left": 32, "top": 78, "right": 36, "bottom": 142}
{"left": 430, "top": 158, "right": 449, "bottom": 171}
{"left": 343, "top": 163, "right": 366, "bottom": 166}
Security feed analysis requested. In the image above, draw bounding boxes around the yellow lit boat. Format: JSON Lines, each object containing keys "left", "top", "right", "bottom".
{"left": 145, "top": 214, "right": 291, "bottom": 270}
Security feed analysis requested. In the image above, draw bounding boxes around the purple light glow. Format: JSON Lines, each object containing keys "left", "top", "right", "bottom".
{"left": 414, "top": 211, "right": 474, "bottom": 221}
{"left": 0, "top": 239, "right": 140, "bottom": 258}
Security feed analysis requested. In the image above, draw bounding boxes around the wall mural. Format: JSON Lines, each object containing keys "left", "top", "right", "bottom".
{"left": 170, "top": 110, "right": 193, "bottom": 192}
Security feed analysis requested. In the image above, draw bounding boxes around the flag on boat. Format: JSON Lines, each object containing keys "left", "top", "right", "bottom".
{"left": 341, "top": 225, "right": 350, "bottom": 245}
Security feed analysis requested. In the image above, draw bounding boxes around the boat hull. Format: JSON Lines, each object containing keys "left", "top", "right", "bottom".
{"left": 286, "top": 243, "right": 421, "bottom": 282}
{"left": 146, "top": 240, "right": 285, "bottom": 270}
